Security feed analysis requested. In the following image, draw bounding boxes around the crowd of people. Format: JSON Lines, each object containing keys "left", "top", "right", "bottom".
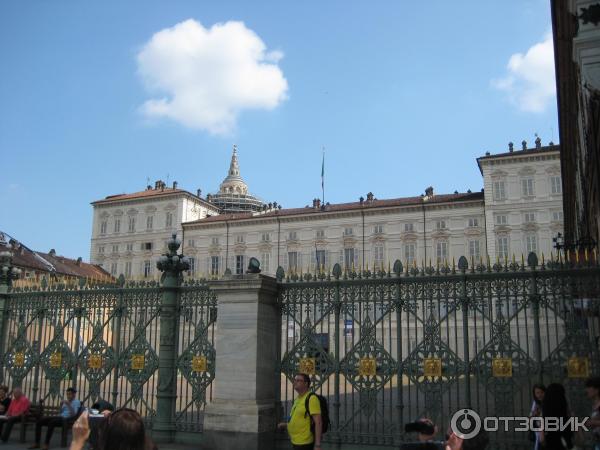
{"left": 0, "top": 386, "right": 155, "bottom": 450}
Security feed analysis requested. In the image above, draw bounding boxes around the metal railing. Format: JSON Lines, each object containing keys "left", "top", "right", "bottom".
{"left": 277, "top": 254, "right": 600, "bottom": 448}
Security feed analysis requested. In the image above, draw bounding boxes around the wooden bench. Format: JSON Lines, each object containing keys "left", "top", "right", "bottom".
{"left": 19, "top": 401, "right": 84, "bottom": 447}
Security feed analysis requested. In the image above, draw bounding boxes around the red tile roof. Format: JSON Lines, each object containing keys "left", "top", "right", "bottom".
{"left": 91, "top": 187, "right": 212, "bottom": 206}
{"left": 185, "top": 191, "right": 484, "bottom": 225}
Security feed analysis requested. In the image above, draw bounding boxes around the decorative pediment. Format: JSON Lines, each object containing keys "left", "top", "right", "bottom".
{"left": 401, "top": 232, "right": 419, "bottom": 242}
{"left": 521, "top": 223, "right": 539, "bottom": 232}
{"left": 100, "top": 212, "right": 109, "bottom": 219}
{"left": 343, "top": 235, "right": 357, "bottom": 246}
{"left": 464, "top": 228, "right": 482, "bottom": 237}
{"left": 113, "top": 209, "right": 124, "bottom": 216}
{"left": 431, "top": 230, "right": 450, "bottom": 240}
{"left": 127, "top": 208, "right": 138, "bottom": 216}
{"left": 494, "top": 226, "right": 511, "bottom": 235}
{"left": 233, "top": 243, "right": 246, "bottom": 253}
{"left": 258, "top": 242, "right": 273, "bottom": 252}
{"left": 314, "top": 239, "right": 328, "bottom": 247}
{"left": 491, "top": 169, "right": 508, "bottom": 179}
{"left": 545, "top": 165, "right": 561, "bottom": 175}
{"left": 164, "top": 203, "right": 177, "bottom": 211}
{"left": 518, "top": 166, "right": 536, "bottom": 176}
{"left": 145, "top": 205, "right": 157, "bottom": 213}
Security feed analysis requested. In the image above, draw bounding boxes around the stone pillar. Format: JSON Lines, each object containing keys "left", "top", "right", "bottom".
{"left": 204, "top": 273, "right": 280, "bottom": 450}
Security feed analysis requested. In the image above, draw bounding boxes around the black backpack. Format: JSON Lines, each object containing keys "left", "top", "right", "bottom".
{"left": 304, "top": 392, "right": 331, "bottom": 434}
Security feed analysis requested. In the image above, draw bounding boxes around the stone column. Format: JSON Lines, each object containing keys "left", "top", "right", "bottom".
{"left": 204, "top": 273, "right": 280, "bottom": 450}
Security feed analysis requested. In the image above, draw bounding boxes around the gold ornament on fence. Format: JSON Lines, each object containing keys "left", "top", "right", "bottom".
{"left": 14, "top": 352, "right": 25, "bottom": 368}
{"left": 191, "top": 355, "right": 207, "bottom": 373}
{"left": 358, "top": 358, "right": 377, "bottom": 377}
{"left": 492, "top": 358, "right": 512, "bottom": 377}
{"left": 299, "top": 357, "right": 316, "bottom": 375}
{"left": 88, "top": 354, "right": 103, "bottom": 369}
{"left": 131, "top": 354, "right": 145, "bottom": 370}
{"left": 423, "top": 358, "right": 442, "bottom": 377}
{"left": 49, "top": 352, "right": 62, "bottom": 369}
{"left": 567, "top": 357, "right": 589, "bottom": 378}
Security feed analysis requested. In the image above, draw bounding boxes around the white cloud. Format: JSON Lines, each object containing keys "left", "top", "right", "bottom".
{"left": 137, "top": 19, "right": 288, "bottom": 134}
{"left": 492, "top": 32, "right": 556, "bottom": 113}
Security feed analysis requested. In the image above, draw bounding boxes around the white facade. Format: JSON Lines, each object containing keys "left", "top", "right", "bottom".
{"left": 90, "top": 144, "right": 564, "bottom": 279}
{"left": 90, "top": 183, "right": 219, "bottom": 278}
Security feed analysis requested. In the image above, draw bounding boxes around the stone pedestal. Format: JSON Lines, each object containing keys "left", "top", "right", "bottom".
{"left": 203, "top": 274, "right": 280, "bottom": 450}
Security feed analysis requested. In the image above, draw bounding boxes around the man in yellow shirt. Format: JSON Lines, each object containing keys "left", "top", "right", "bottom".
{"left": 278, "top": 373, "right": 323, "bottom": 450}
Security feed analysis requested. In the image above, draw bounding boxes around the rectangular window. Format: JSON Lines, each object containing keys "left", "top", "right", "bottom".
{"left": 211, "top": 237, "right": 219, "bottom": 245}
{"left": 373, "top": 245, "right": 384, "bottom": 268}
{"left": 343, "top": 227, "right": 353, "bottom": 236}
{"left": 436, "top": 241, "right": 448, "bottom": 263}
{"left": 495, "top": 214, "right": 508, "bottom": 225}
{"left": 235, "top": 235, "right": 244, "bottom": 244}
{"left": 261, "top": 233, "right": 270, "bottom": 242}
{"left": 211, "top": 256, "right": 220, "bottom": 276}
{"left": 188, "top": 239, "right": 195, "bottom": 248}
{"left": 436, "top": 220, "right": 446, "bottom": 230}
{"left": 126, "top": 243, "right": 133, "bottom": 252}
{"left": 124, "top": 261, "right": 132, "bottom": 278}
{"left": 98, "top": 246, "right": 105, "bottom": 254}
{"left": 146, "top": 216, "right": 153, "bottom": 230}
{"left": 468, "top": 218, "right": 479, "bottom": 227}
{"left": 404, "top": 243, "right": 416, "bottom": 265}
{"left": 316, "top": 230, "right": 325, "bottom": 239}
{"left": 469, "top": 240, "right": 480, "bottom": 259}
{"left": 344, "top": 248, "right": 355, "bottom": 269}
{"left": 404, "top": 223, "right": 414, "bottom": 232}
{"left": 142, "top": 242, "right": 153, "bottom": 251}
{"left": 521, "top": 178, "right": 534, "bottom": 196}
{"left": 315, "top": 250, "right": 326, "bottom": 269}
{"left": 188, "top": 257, "right": 196, "bottom": 275}
{"left": 524, "top": 212, "right": 536, "bottom": 223}
{"left": 497, "top": 237, "right": 509, "bottom": 260}
{"left": 550, "top": 176, "right": 562, "bottom": 194}
{"left": 552, "top": 211, "right": 564, "bottom": 222}
{"left": 261, "top": 252, "right": 270, "bottom": 273}
{"left": 525, "top": 235, "right": 538, "bottom": 254}
{"left": 114, "top": 219, "right": 121, "bottom": 233}
{"left": 128, "top": 217, "right": 135, "bottom": 232}
{"left": 493, "top": 181, "right": 506, "bottom": 200}
{"left": 235, "top": 255, "right": 245, "bottom": 275}
{"left": 166, "top": 212, "right": 173, "bottom": 228}
{"left": 143, "top": 260, "right": 152, "bottom": 278}
{"left": 110, "top": 263, "right": 117, "bottom": 276}
{"left": 288, "top": 231, "right": 297, "bottom": 240}
{"left": 373, "top": 224, "right": 384, "bottom": 234}
{"left": 100, "top": 221, "right": 107, "bottom": 234}
{"left": 112, "top": 244, "right": 119, "bottom": 253}
{"left": 288, "top": 251, "right": 298, "bottom": 272}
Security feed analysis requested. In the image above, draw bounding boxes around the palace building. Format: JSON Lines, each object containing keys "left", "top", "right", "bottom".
{"left": 90, "top": 141, "right": 564, "bottom": 278}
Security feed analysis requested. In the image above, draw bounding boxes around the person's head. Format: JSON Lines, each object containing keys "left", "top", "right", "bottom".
{"left": 416, "top": 418, "right": 437, "bottom": 442}
{"left": 532, "top": 384, "right": 546, "bottom": 404}
{"left": 585, "top": 376, "right": 600, "bottom": 400}
{"left": 66, "top": 387, "right": 77, "bottom": 400}
{"left": 0, "top": 385, "right": 8, "bottom": 398}
{"left": 543, "top": 383, "right": 569, "bottom": 418}
{"left": 293, "top": 373, "right": 311, "bottom": 394}
{"left": 12, "top": 386, "right": 22, "bottom": 399}
{"left": 99, "top": 408, "right": 146, "bottom": 450}
{"left": 92, "top": 399, "right": 115, "bottom": 414}
{"left": 461, "top": 429, "right": 489, "bottom": 450}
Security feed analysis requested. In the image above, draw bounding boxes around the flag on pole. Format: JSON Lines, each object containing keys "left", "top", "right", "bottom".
{"left": 321, "top": 148, "right": 325, "bottom": 190}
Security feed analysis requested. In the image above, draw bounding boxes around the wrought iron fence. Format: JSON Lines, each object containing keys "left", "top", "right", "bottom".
{"left": 0, "top": 278, "right": 217, "bottom": 433}
{"left": 277, "top": 255, "right": 600, "bottom": 448}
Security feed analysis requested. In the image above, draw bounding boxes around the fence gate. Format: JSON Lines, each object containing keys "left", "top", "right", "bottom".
{"left": 278, "top": 256, "right": 600, "bottom": 449}
{"left": 0, "top": 278, "right": 216, "bottom": 436}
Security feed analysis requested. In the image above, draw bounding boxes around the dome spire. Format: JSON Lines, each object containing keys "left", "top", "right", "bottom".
{"left": 229, "top": 144, "right": 240, "bottom": 177}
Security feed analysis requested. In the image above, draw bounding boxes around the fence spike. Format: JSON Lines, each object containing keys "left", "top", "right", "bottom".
{"left": 575, "top": 250, "right": 580, "bottom": 265}
{"left": 541, "top": 253, "right": 545, "bottom": 265}
{"left": 566, "top": 249, "right": 570, "bottom": 264}
{"left": 585, "top": 248, "right": 589, "bottom": 264}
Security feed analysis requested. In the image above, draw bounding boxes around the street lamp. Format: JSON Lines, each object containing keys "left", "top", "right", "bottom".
{"left": 0, "top": 251, "right": 22, "bottom": 287}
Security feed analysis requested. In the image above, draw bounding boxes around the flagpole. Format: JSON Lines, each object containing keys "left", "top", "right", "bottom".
{"left": 321, "top": 146, "right": 325, "bottom": 207}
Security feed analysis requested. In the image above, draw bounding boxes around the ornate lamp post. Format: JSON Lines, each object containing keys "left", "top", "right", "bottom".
{"left": 153, "top": 234, "right": 189, "bottom": 443}
{"left": 0, "top": 251, "right": 21, "bottom": 292}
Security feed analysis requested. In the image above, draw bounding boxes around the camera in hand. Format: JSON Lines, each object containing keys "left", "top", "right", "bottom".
{"left": 404, "top": 421, "right": 435, "bottom": 435}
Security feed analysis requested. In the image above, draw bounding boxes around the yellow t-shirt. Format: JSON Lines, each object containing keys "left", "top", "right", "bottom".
{"left": 287, "top": 392, "right": 322, "bottom": 445}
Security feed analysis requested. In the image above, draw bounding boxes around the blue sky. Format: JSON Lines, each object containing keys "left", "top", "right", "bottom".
{"left": 0, "top": 0, "right": 558, "bottom": 261}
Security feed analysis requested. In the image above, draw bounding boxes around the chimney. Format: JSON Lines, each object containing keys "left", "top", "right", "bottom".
{"left": 49, "top": 249, "right": 56, "bottom": 257}
{"left": 425, "top": 186, "right": 434, "bottom": 197}
{"left": 196, "top": 189, "right": 202, "bottom": 198}
{"left": 76, "top": 257, "right": 82, "bottom": 266}
{"left": 172, "top": 181, "right": 178, "bottom": 189}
